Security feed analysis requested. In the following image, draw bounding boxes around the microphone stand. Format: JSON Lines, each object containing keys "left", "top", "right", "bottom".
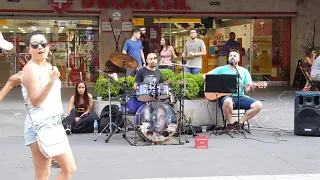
{"left": 231, "top": 63, "right": 242, "bottom": 132}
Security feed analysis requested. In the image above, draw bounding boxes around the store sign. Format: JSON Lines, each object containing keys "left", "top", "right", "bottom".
{"left": 0, "top": 19, "right": 7, "bottom": 25}
{"left": 154, "top": 18, "right": 200, "bottom": 23}
{"left": 133, "top": 18, "right": 144, "bottom": 26}
{"left": 82, "top": 0, "right": 191, "bottom": 10}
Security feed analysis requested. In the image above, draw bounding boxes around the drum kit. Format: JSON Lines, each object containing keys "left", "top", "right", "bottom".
{"left": 96, "top": 52, "right": 197, "bottom": 145}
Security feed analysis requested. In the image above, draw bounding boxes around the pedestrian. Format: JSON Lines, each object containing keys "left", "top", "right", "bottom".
{"left": 22, "top": 30, "right": 76, "bottom": 179}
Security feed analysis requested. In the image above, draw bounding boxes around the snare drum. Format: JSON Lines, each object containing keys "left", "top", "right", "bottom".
{"left": 120, "top": 93, "right": 145, "bottom": 114}
{"left": 135, "top": 102, "right": 177, "bottom": 143}
{"left": 156, "top": 83, "right": 170, "bottom": 99}
{"left": 136, "top": 83, "right": 154, "bottom": 102}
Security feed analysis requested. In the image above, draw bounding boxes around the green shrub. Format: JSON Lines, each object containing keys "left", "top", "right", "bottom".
{"left": 173, "top": 72, "right": 193, "bottom": 80}
{"left": 168, "top": 74, "right": 199, "bottom": 100}
{"left": 117, "top": 76, "right": 135, "bottom": 91}
{"left": 192, "top": 73, "right": 205, "bottom": 97}
{"left": 95, "top": 76, "right": 120, "bottom": 99}
{"left": 94, "top": 71, "right": 204, "bottom": 100}
{"left": 159, "top": 69, "right": 175, "bottom": 82}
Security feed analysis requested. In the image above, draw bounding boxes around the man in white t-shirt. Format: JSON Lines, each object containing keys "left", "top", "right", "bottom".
{"left": 182, "top": 29, "right": 207, "bottom": 74}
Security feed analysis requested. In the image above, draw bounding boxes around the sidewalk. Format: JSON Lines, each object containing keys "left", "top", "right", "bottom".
{"left": 1, "top": 87, "right": 320, "bottom": 180}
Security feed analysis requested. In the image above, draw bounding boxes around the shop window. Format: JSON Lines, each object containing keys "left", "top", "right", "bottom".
{"left": 0, "top": 18, "right": 99, "bottom": 86}
{"left": 131, "top": 17, "right": 291, "bottom": 81}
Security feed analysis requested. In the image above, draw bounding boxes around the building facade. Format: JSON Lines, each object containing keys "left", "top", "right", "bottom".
{"left": 0, "top": 0, "right": 318, "bottom": 86}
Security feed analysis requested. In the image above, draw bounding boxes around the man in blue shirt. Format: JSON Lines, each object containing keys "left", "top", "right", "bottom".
{"left": 225, "top": 32, "right": 241, "bottom": 64}
{"left": 204, "top": 49, "right": 262, "bottom": 129}
{"left": 122, "top": 29, "right": 146, "bottom": 76}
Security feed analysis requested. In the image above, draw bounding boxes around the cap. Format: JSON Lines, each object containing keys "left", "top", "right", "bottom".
{"left": 0, "top": 32, "right": 14, "bottom": 50}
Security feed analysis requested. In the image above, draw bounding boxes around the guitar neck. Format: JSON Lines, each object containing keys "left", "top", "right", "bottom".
{"left": 239, "top": 84, "right": 250, "bottom": 88}
{"left": 239, "top": 81, "right": 267, "bottom": 88}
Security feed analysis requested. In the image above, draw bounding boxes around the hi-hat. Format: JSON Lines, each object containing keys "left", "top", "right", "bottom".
{"left": 167, "top": 81, "right": 190, "bottom": 85}
{"left": 171, "top": 57, "right": 181, "bottom": 62}
{"left": 97, "top": 70, "right": 122, "bottom": 88}
{"left": 110, "top": 52, "right": 138, "bottom": 70}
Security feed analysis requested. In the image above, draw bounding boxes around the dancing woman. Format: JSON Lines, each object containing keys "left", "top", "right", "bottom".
{"left": 22, "top": 30, "right": 76, "bottom": 180}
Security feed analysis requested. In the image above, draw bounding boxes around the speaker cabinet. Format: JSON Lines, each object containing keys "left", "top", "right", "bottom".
{"left": 294, "top": 91, "right": 320, "bottom": 136}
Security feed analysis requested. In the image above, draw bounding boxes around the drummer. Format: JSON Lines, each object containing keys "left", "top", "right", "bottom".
{"left": 133, "top": 53, "right": 163, "bottom": 91}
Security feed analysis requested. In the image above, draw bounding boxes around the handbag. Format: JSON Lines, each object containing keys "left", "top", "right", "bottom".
{"left": 25, "top": 103, "right": 69, "bottom": 158}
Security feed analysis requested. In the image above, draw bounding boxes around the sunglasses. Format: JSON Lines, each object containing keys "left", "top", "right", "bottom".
{"left": 30, "top": 41, "right": 48, "bottom": 49}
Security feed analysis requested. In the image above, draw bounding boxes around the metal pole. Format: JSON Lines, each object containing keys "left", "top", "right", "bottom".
{"left": 169, "top": 17, "right": 172, "bottom": 45}
{"left": 249, "top": 19, "right": 253, "bottom": 75}
{"left": 108, "top": 78, "right": 112, "bottom": 134}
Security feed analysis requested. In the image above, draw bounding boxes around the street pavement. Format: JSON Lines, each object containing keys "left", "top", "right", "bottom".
{"left": 1, "top": 86, "right": 320, "bottom": 180}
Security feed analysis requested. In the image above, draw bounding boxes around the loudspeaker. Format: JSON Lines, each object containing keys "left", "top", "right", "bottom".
{"left": 294, "top": 91, "right": 320, "bottom": 136}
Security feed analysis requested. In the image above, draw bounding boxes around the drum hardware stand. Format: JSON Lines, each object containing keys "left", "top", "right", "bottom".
{"left": 172, "top": 62, "right": 198, "bottom": 144}
{"left": 118, "top": 62, "right": 151, "bottom": 146}
{"left": 94, "top": 70, "right": 123, "bottom": 142}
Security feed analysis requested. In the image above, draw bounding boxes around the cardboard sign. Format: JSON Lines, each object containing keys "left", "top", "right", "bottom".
{"left": 195, "top": 136, "right": 208, "bottom": 149}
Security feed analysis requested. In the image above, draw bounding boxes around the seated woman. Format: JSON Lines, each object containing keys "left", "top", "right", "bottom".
{"left": 303, "top": 48, "right": 316, "bottom": 91}
{"left": 63, "top": 80, "right": 99, "bottom": 134}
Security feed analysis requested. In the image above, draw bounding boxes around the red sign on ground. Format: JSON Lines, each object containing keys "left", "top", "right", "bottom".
{"left": 195, "top": 136, "right": 208, "bottom": 149}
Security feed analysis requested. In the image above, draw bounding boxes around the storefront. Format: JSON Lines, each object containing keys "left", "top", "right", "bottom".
{"left": 0, "top": 0, "right": 317, "bottom": 86}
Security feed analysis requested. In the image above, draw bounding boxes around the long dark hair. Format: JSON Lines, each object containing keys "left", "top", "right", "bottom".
{"left": 160, "top": 37, "right": 170, "bottom": 52}
{"left": 306, "top": 48, "right": 315, "bottom": 58}
{"left": 26, "top": 30, "right": 46, "bottom": 47}
{"left": 74, "top": 80, "right": 89, "bottom": 110}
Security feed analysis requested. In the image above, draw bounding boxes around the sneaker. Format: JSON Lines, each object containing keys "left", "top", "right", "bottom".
{"left": 51, "top": 160, "right": 60, "bottom": 168}
{"left": 65, "top": 128, "right": 71, "bottom": 135}
{"left": 233, "top": 121, "right": 244, "bottom": 131}
{"left": 65, "top": 124, "right": 72, "bottom": 135}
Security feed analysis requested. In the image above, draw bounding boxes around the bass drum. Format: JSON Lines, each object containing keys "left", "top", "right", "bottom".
{"left": 135, "top": 102, "right": 178, "bottom": 143}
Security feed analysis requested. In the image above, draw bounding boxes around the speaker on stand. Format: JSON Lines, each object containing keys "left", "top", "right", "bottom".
{"left": 294, "top": 91, "right": 320, "bottom": 136}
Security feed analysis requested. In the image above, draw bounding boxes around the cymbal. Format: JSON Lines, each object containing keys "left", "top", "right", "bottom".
{"left": 184, "top": 56, "right": 195, "bottom": 60}
{"left": 110, "top": 52, "right": 138, "bottom": 70}
{"left": 171, "top": 56, "right": 194, "bottom": 61}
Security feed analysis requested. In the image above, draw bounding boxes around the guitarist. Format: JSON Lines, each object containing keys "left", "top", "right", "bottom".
{"left": 204, "top": 49, "right": 262, "bottom": 129}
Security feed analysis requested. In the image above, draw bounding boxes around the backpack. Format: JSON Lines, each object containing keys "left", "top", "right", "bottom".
{"left": 98, "top": 105, "right": 123, "bottom": 133}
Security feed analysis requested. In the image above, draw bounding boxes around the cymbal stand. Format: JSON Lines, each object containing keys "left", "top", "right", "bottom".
{"left": 118, "top": 62, "right": 146, "bottom": 146}
{"left": 103, "top": 61, "right": 130, "bottom": 143}
{"left": 94, "top": 76, "right": 122, "bottom": 142}
{"left": 172, "top": 61, "right": 197, "bottom": 143}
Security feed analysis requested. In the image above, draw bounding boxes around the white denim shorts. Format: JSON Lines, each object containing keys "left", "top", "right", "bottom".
{"left": 24, "top": 115, "right": 62, "bottom": 146}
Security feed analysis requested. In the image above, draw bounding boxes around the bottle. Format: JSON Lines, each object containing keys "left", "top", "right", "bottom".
{"left": 94, "top": 120, "right": 98, "bottom": 133}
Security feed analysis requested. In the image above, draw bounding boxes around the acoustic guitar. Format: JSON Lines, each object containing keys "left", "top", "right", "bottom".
{"left": 204, "top": 81, "right": 268, "bottom": 101}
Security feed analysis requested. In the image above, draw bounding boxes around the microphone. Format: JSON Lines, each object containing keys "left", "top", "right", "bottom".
{"left": 229, "top": 59, "right": 236, "bottom": 66}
